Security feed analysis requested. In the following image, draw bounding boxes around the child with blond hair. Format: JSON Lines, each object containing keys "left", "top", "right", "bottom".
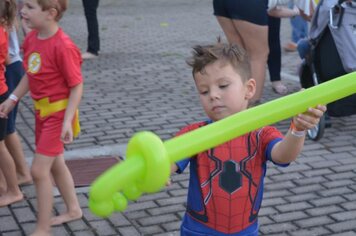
{"left": 0, "top": 0, "right": 83, "bottom": 234}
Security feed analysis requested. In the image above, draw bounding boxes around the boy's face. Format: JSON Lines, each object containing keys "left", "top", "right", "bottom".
{"left": 194, "top": 61, "right": 256, "bottom": 121}
{"left": 21, "top": 0, "right": 52, "bottom": 30}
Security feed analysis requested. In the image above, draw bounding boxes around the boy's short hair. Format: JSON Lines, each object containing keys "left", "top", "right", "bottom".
{"left": 37, "top": 0, "right": 68, "bottom": 21}
{"left": 0, "top": 0, "right": 17, "bottom": 27}
{"left": 187, "top": 38, "right": 251, "bottom": 82}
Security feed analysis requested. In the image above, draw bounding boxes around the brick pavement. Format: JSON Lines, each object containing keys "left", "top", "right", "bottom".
{"left": 1, "top": 0, "right": 356, "bottom": 235}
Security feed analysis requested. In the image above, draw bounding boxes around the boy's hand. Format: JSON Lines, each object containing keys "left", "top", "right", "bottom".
{"left": 0, "top": 99, "right": 16, "bottom": 118}
{"left": 292, "top": 105, "right": 327, "bottom": 131}
{"left": 61, "top": 121, "right": 73, "bottom": 144}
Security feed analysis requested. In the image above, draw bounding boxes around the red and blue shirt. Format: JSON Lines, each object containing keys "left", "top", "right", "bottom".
{"left": 176, "top": 121, "right": 287, "bottom": 235}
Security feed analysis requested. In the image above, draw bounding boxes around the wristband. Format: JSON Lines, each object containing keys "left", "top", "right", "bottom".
{"left": 9, "top": 94, "right": 19, "bottom": 104}
{"left": 290, "top": 120, "right": 305, "bottom": 137}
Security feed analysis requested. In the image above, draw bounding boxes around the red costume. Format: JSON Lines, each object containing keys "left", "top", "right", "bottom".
{"left": 176, "top": 121, "right": 285, "bottom": 235}
{"left": 22, "top": 28, "right": 83, "bottom": 156}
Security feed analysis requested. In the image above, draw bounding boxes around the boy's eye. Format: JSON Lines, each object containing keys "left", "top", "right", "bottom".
{"left": 219, "top": 84, "right": 229, "bottom": 89}
{"left": 200, "top": 90, "right": 208, "bottom": 95}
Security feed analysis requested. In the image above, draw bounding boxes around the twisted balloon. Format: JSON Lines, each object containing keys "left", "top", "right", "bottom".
{"left": 89, "top": 72, "right": 356, "bottom": 217}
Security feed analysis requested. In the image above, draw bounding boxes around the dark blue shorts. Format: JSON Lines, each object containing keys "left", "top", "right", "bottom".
{"left": 0, "top": 92, "right": 8, "bottom": 141}
{"left": 213, "top": 0, "right": 269, "bottom": 26}
{"left": 5, "top": 61, "right": 25, "bottom": 135}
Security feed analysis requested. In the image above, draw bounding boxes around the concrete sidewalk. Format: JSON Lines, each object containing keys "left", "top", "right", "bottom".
{"left": 1, "top": 0, "right": 356, "bottom": 235}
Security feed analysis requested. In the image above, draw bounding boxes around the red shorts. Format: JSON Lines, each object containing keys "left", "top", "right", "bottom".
{"left": 35, "top": 110, "right": 65, "bottom": 157}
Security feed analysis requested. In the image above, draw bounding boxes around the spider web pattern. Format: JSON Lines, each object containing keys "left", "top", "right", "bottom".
{"left": 188, "top": 129, "right": 266, "bottom": 234}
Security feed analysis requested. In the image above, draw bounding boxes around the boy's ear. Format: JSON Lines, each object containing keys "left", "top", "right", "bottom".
{"left": 47, "top": 8, "right": 58, "bottom": 20}
{"left": 245, "top": 78, "right": 256, "bottom": 100}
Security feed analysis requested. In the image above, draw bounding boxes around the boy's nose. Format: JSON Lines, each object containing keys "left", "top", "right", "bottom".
{"left": 209, "top": 89, "right": 220, "bottom": 100}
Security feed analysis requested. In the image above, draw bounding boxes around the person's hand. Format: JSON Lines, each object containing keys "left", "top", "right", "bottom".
{"left": 292, "top": 105, "right": 327, "bottom": 131}
{"left": 0, "top": 99, "right": 16, "bottom": 118}
{"left": 292, "top": 6, "right": 300, "bottom": 17}
{"left": 61, "top": 121, "right": 73, "bottom": 144}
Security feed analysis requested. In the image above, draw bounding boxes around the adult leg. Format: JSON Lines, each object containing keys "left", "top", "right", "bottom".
{"left": 82, "top": 0, "right": 100, "bottom": 55}
{"left": 0, "top": 170, "right": 6, "bottom": 195}
{"left": 5, "top": 132, "right": 32, "bottom": 185}
{"left": 268, "top": 16, "right": 287, "bottom": 95}
{"left": 50, "top": 154, "right": 82, "bottom": 225}
{"left": 231, "top": 19, "right": 269, "bottom": 103}
{"left": 0, "top": 141, "right": 24, "bottom": 206}
{"left": 215, "top": 16, "right": 244, "bottom": 48}
{"left": 30, "top": 153, "right": 56, "bottom": 236}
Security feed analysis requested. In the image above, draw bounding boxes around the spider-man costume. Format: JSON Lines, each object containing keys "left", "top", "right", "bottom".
{"left": 176, "top": 121, "right": 287, "bottom": 235}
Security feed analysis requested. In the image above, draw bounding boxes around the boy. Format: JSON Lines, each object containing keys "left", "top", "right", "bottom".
{"left": 0, "top": 0, "right": 83, "bottom": 235}
{"left": 171, "top": 42, "right": 326, "bottom": 235}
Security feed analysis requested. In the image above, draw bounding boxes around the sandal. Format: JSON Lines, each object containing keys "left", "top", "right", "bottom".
{"left": 272, "top": 82, "right": 288, "bottom": 95}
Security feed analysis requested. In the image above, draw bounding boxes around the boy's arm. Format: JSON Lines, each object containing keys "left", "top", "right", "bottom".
{"left": 61, "top": 83, "right": 83, "bottom": 144}
{"left": 271, "top": 105, "right": 326, "bottom": 164}
{"left": 0, "top": 75, "right": 29, "bottom": 118}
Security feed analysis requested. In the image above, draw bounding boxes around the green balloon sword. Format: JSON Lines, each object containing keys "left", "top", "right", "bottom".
{"left": 89, "top": 72, "right": 356, "bottom": 217}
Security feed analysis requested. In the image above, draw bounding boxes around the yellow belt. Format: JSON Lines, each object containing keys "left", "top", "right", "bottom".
{"left": 34, "top": 97, "right": 81, "bottom": 138}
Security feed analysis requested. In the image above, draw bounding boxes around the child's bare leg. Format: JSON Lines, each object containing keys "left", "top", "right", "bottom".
{"left": 50, "top": 154, "right": 82, "bottom": 225}
{"left": 0, "top": 141, "right": 24, "bottom": 206}
{"left": 5, "top": 132, "right": 32, "bottom": 185}
{"left": 30, "top": 153, "right": 55, "bottom": 236}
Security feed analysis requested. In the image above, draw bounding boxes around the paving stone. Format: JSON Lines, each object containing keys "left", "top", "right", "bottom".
{"left": 331, "top": 232, "right": 356, "bottom": 236}
{"left": 107, "top": 213, "right": 131, "bottom": 227}
{"left": 306, "top": 205, "right": 344, "bottom": 217}
{"left": 0, "top": 207, "right": 11, "bottom": 216}
{"left": 319, "top": 186, "right": 354, "bottom": 197}
{"left": 341, "top": 201, "right": 356, "bottom": 210}
{"left": 309, "top": 196, "right": 347, "bottom": 207}
{"left": 139, "top": 225, "right": 164, "bottom": 235}
{"left": 70, "top": 230, "right": 96, "bottom": 236}
{"left": 295, "top": 216, "right": 334, "bottom": 228}
{"left": 156, "top": 196, "right": 187, "bottom": 207}
{"left": 117, "top": 226, "right": 141, "bottom": 236}
{"left": 290, "top": 183, "right": 326, "bottom": 194}
{"left": 138, "top": 214, "right": 178, "bottom": 226}
{"left": 270, "top": 211, "right": 309, "bottom": 223}
{"left": 284, "top": 193, "right": 319, "bottom": 202}
{"left": 12, "top": 207, "right": 36, "bottom": 223}
{"left": 326, "top": 220, "right": 356, "bottom": 233}
{"left": 0, "top": 216, "right": 20, "bottom": 231}
{"left": 125, "top": 200, "right": 158, "bottom": 212}
{"left": 259, "top": 222, "right": 298, "bottom": 234}
{"left": 66, "top": 219, "right": 90, "bottom": 232}
{"left": 276, "top": 202, "right": 314, "bottom": 213}
{"left": 88, "top": 220, "right": 118, "bottom": 235}
{"left": 2, "top": 231, "right": 24, "bottom": 236}
{"left": 147, "top": 204, "right": 185, "bottom": 216}
{"left": 289, "top": 227, "right": 331, "bottom": 236}
{"left": 331, "top": 210, "right": 356, "bottom": 221}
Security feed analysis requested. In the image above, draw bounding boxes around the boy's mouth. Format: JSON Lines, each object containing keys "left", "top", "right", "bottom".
{"left": 212, "top": 106, "right": 225, "bottom": 112}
